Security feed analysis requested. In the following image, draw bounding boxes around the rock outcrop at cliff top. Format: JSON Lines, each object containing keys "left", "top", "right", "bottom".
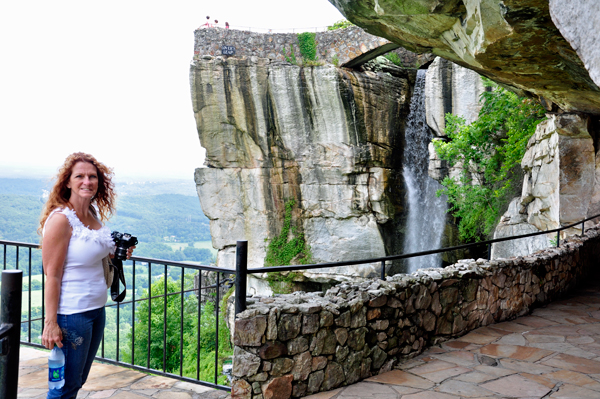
{"left": 328, "top": 0, "right": 600, "bottom": 114}
{"left": 192, "top": 57, "right": 415, "bottom": 280}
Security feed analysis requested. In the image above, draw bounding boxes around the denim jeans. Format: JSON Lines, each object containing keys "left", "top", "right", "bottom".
{"left": 47, "top": 307, "right": 105, "bottom": 399}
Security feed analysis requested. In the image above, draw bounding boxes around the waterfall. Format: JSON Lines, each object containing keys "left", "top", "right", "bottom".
{"left": 403, "top": 69, "right": 447, "bottom": 272}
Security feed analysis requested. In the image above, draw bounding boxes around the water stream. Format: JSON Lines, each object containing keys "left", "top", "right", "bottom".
{"left": 403, "top": 69, "right": 448, "bottom": 272}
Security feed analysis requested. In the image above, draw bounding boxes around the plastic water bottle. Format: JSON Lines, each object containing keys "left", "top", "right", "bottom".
{"left": 48, "top": 346, "right": 65, "bottom": 390}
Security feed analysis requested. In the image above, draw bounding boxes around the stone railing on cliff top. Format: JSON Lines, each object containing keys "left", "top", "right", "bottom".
{"left": 193, "top": 26, "right": 397, "bottom": 67}
{"left": 230, "top": 226, "right": 600, "bottom": 399}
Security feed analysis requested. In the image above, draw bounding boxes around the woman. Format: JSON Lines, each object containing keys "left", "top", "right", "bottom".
{"left": 40, "top": 152, "right": 133, "bottom": 399}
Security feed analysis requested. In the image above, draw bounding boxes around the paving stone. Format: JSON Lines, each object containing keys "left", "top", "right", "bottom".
{"left": 339, "top": 382, "right": 398, "bottom": 397}
{"left": 549, "top": 383, "right": 600, "bottom": 398}
{"left": 542, "top": 353, "right": 600, "bottom": 374}
{"left": 499, "top": 358, "right": 558, "bottom": 374}
{"left": 303, "top": 387, "right": 343, "bottom": 398}
{"left": 154, "top": 391, "right": 192, "bottom": 399}
{"left": 487, "top": 321, "right": 531, "bottom": 333}
{"left": 402, "top": 391, "right": 460, "bottom": 398}
{"left": 89, "top": 389, "right": 117, "bottom": 398}
{"left": 478, "top": 343, "right": 554, "bottom": 362}
{"left": 130, "top": 376, "right": 177, "bottom": 390}
{"left": 530, "top": 342, "right": 598, "bottom": 359}
{"left": 494, "top": 333, "right": 528, "bottom": 346}
{"left": 430, "top": 351, "right": 477, "bottom": 367}
{"left": 436, "top": 380, "right": 494, "bottom": 397}
{"left": 172, "top": 381, "right": 216, "bottom": 394}
{"left": 17, "top": 388, "right": 48, "bottom": 398}
{"left": 455, "top": 332, "right": 497, "bottom": 345}
{"left": 514, "top": 315, "right": 559, "bottom": 329}
{"left": 408, "top": 360, "right": 472, "bottom": 383}
{"left": 544, "top": 369, "right": 600, "bottom": 390}
{"left": 524, "top": 333, "right": 566, "bottom": 343}
{"left": 518, "top": 372, "right": 557, "bottom": 389}
{"left": 18, "top": 369, "right": 50, "bottom": 389}
{"left": 480, "top": 374, "right": 552, "bottom": 397}
{"left": 84, "top": 370, "right": 146, "bottom": 391}
{"left": 365, "top": 370, "right": 434, "bottom": 389}
{"left": 108, "top": 392, "right": 149, "bottom": 399}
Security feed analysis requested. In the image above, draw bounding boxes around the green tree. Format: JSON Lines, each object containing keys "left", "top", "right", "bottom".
{"left": 327, "top": 20, "right": 354, "bottom": 30}
{"left": 433, "top": 79, "right": 546, "bottom": 242}
{"left": 122, "top": 275, "right": 232, "bottom": 384}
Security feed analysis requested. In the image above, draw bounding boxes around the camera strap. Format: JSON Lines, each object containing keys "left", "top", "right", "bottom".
{"left": 110, "top": 258, "right": 127, "bottom": 302}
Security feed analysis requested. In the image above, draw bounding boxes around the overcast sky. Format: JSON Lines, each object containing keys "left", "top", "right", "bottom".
{"left": 0, "top": 1, "right": 344, "bottom": 180}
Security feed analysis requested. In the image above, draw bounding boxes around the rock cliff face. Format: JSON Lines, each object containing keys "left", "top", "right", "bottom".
{"left": 191, "top": 57, "right": 415, "bottom": 284}
{"left": 328, "top": 0, "right": 600, "bottom": 114}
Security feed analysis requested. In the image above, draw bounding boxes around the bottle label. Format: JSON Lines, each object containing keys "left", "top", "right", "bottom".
{"left": 49, "top": 366, "right": 64, "bottom": 382}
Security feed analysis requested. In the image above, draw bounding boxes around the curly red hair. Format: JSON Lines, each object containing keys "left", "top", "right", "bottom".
{"left": 39, "top": 152, "right": 116, "bottom": 235}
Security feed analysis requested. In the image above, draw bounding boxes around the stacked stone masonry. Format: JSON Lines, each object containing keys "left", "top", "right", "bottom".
{"left": 231, "top": 226, "right": 600, "bottom": 399}
{"left": 194, "top": 26, "right": 424, "bottom": 68}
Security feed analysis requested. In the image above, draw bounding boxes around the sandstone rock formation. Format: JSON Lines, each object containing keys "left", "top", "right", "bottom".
{"left": 328, "top": 0, "right": 600, "bottom": 114}
{"left": 191, "top": 56, "right": 415, "bottom": 284}
{"left": 492, "top": 113, "right": 598, "bottom": 258}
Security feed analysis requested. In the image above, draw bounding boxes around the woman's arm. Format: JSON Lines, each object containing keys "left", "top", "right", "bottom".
{"left": 41, "top": 213, "right": 71, "bottom": 349}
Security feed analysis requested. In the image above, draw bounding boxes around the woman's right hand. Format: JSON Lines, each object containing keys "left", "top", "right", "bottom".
{"left": 42, "top": 320, "right": 63, "bottom": 349}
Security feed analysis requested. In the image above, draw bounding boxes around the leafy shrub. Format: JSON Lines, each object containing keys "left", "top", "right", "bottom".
{"left": 433, "top": 79, "right": 546, "bottom": 242}
{"left": 327, "top": 20, "right": 354, "bottom": 30}
{"left": 297, "top": 32, "right": 317, "bottom": 62}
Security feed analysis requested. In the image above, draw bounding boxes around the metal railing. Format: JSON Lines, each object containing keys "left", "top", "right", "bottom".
{"left": 1, "top": 270, "right": 23, "bottom": 399}
{"left": 0, "top": 242, "right": 233, "bottom": 392}
{"left": 233, "top": 213, "right": 600, "bottom": 313}
{"left": 2, "top": 212, "right": 599, "bottom": 392}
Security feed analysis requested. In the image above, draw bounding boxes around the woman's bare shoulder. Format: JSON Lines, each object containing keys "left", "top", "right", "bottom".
{"left": 44, "top": 210, "right": 72, "bottom": 235}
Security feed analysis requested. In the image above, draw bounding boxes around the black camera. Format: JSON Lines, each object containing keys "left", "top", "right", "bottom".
{"left": 111, "top": 231, "right": 138, "bottom": 261}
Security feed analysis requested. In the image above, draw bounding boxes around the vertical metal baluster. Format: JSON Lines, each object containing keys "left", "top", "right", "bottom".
{"left": 556, "top": 230, "right": 560, "bottom": 247}
{"left": 180, "top": 266, "right": 184, "bottom": 377}
{"left": 380, "top": 260, "right": 385, "bottom": 280}
{"left": 214, "top": 272, "right": 220, "bottom": 385}
{"left": 3, "top": 244, "right": 6, "bottom": 270}
{"left": 41, "top": 250, "right": 45, "bottom": 339}
{"left": 582, "top": 221, "right": 585, "bottom": 235}
{"left": 16, "top": 245, "right": 19, "bottom": 270}
{"left": 147, "top": 263, "right": 152, "bottom": 369}
{"left": 116, "top": 294, "right": 120, "bottom": 361}
{"left": 131, "top": 259, "right": 136, "bottom": 366}
{"left": 28, "top": 247, "right": 32, "bottom": 342}
{"left": 196, "top": 271, "right": 201, "bottom": 381}
{"left": 487, "top": 243, "right": 492, "bottom": 261}
{"left": 163, "top": 264, "right": 167, "bottom": 372}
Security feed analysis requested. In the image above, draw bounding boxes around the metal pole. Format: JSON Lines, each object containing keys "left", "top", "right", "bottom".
{"left": 380, "top": 260, "right": 385, "bottom": 280}
{"left": 235, "top": 241, "right": 247, "bottom": 315}
{"left": 556, "top": 231, "right": 560, "bottom": 247}
{"left": 487, "top": 243, "right": 492, "bottom": 261}
{"left": 582, "top": 221, "right": 585, "bottom": 235}
{"left": 0, "top": 270, "right": 23, "bottom": 399}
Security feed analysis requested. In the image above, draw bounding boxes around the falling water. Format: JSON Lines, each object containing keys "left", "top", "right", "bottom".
{"left": 403, "top": 70, "right": 448, "bottom": 272}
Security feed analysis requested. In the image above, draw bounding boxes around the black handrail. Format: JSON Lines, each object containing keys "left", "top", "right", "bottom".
{"left": 0, "top": 242, "right": 233, "bottom": 392}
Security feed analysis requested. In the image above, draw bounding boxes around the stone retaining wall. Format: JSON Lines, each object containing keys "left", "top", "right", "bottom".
{"left": 230, "top": 226, "right": 600, "bottom": 399}
{"left": 193, "top": 26, "right": 424, "bottom": 67}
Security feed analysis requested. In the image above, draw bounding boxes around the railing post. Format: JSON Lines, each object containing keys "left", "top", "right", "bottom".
{"left": 235, "top": 241, "right": 248, "bottom": 315}
{"left": 487, "top": 243, "right": 492, "bottom": 261}
{"left": 0, "top": 270, "right": 23, "bottom": 399}
{"left": 582, "top": 221, "right": 585, "bottom": 235}
{"left": 380, "top": 260, "right": 385, "bottom": 280}
{"left": 556, "top": 231, "right": 560, "bottom": 247}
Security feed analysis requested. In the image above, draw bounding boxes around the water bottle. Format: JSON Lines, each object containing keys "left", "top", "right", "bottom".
{"left": 48, "top": 346, "right": 65, "bottom": 390}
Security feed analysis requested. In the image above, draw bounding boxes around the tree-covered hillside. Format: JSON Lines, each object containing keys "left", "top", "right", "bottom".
{"left": 0, "top": 178, "right": 214, "bottom": 263}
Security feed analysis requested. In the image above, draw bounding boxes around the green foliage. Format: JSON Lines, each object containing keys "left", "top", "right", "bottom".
{"left": 264, "top": 199, "right": 311, "bottom": 267}
{"left": 434, "top": 79, "right": 546, "bottom": 242}
{"left": 327, "top": 20, "right": 354, "bottom": 30}
{"left": 332, "top": 55, "right": 339, "bottom": 66}
{"left": 384, "top": 52, "right": 403, "bottom": 66}
{"left": 297, "top": 32, "right": 317, "bottom": 62}
{"left": 283, "top": 45, "right": 297, "bottom": 64}
{"left": 123, "top": 275, "right": 232, "bottom": 384}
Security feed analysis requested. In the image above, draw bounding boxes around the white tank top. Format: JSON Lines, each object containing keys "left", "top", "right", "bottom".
{"left": 44, "top": 208, "right": 115, "bottom": 315}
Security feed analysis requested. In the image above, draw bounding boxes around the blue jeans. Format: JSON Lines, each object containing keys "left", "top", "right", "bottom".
{"left": 47, "top": 307, "right": 105, "bottom": 399}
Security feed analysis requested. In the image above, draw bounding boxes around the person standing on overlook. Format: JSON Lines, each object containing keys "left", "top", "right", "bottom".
{"left": 39, "top": 152, "right": 135, "bottom": 399}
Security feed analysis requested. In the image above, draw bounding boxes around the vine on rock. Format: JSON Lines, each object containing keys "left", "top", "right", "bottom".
{"left": 264, "top": 199, "right": 312, "bottom": 293}
{"left": 433, "top": 78, "right": 546, "bottom": 242}
{"left": 297, "top": 32, "right": 317, "bottom": 62}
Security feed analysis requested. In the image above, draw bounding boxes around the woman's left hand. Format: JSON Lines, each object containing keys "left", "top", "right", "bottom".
{"left": 126, "top": 245, "right": 136, "bottom": 259}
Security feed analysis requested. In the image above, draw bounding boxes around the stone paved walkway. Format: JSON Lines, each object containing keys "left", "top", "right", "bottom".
{"left": 18, "top": 282, "right": 600, "bottom": 399}
{"left": 18, "top": 347, "right": 229, "bottom": 399}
